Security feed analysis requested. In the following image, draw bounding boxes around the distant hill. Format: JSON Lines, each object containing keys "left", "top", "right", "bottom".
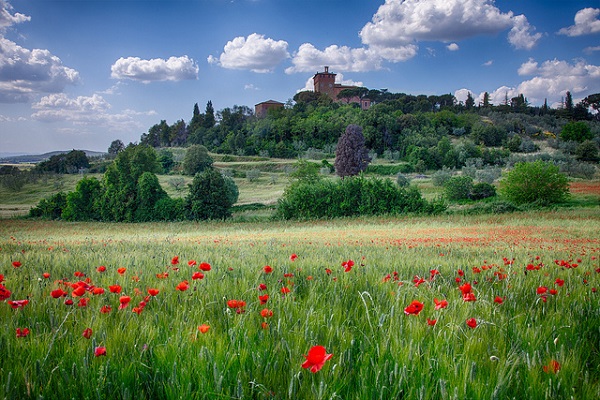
{"left": 0, "top": 150, "right": 106, "bottom": 164}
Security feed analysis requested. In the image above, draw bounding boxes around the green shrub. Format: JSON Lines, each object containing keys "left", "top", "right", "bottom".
{"left": 276, "top": 175, "right": 441, "bottom": 220}
{"left": 396, "top": 173, "right": 410, "bottom": 187}
{"left": 444, "top": 176, "right": 473, "bottom": 201}
{"left": 500, "top": 160, "right": 570, "bottom": 206}
{"left": 29, "top": 192, "right": 67, "bottom": 219}
{"left": 62, "top": 177, "right": 103, "bottom": 221}
{"left": 470, "top": 182, "right": 497, "bottom": 200}
{"left": 182, "top": 145, "right": 213, "bottom": 175}
{"left": 185, "top": 168, "right": 233, "bottom": 220}
{"left": 560, "top": 121, "right": 593, "bottom": 143}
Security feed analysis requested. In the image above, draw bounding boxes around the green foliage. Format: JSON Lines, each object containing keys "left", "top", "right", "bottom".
{"left": 62, "top": 177, "right": 102, "bottom": 221}
{"left": 365, "top": 163, "right": 414, "bottom": 175}
{"left": 185, "top": 168, "right": 233, "bottom": 220}
{"left": 396, "top": 173, "right": 410, "bottom": 187}
{"left": 0, "top": 166, "right": 26, "bottom": 191}
{"left": 28, "top": 192, "right": 67, "bottom": 219}
{"left": 289, "top": 159, "right": 321, "bottom": 183}
{"left": 154, "top": 197, "right": 186, "bottom": 221}
{"left": 276, "top": 175, "right": 441, "bottom": 219}
{"left": 34, "top": 150, "right": 90, "bottom": 174}
{"left": 335, "top": 124, "right": 371, "bottom": 177}
{"left": 561, "top": 121, "right": 593, "bottom": 143}
{"left": 470, "top": 182, "right": 497, "bottom": 200}
{"left": 575, "top": 140, "right": 599, "bottom": 162}
{"left": 182, "top": 145, "right": 213, "bottom": 175}
{"left": 500, "top": 160, "right": 570, "bottom": 206}
{"left": 135, "top": 172, "right": 169, "bottom": 222}
{"left": 444, "top": 176, "right": 474, "bottom": 201}
{"left": 158, "top": 149, "right": 176, "bottom": 173}
{"left": 222, "top": 175, "right": 239, "bottom": 205}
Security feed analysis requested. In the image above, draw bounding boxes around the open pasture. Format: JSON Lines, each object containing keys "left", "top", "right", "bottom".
{"left": 1, "top": 209, "right": 600, "bottom": 399}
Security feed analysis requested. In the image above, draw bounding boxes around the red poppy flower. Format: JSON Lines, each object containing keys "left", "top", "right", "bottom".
{"left": 427, "top": 318, "right": 437, "bottom": 326}
{"left": 74, "top": 271, "right": 85, "bottom": 277}
{"left": 459, "top": 282, "right": 472, "bottom": 295}
{"left": 92, "top": 287, "right": 105, "bottom": 295}
{"left": 64, "top": 299, "right": 73, "bottom": 306}
{"left": 289, "top": 254, "right": 298, "bottom": 262}
{"left": 176, "top": 281, "right": 189, "bottom": 291}
{"left": 94, "top": 346, "right": 107, "bottom": 357}
{"left": 404, "top": 300, "right": 424, "bottom": 315}
{"left": 0, "top": 274, "right": 4, "bottom": 283}
{"left": 284, "top": 273, "right": 294, "bottom": 278}
{"left": 281, "top": 287, "right": 291, "bottom": 294}
{"left": 258, "top": 294, "right": 269, "bottom": 305}
{"left": 342, "top": 260, "right": 354, "bottom": 272}
{"left": 199, "top": 262, "right": 211, "bottom": 271}
{"left": 198, "top": 324, "right": 210, "bottom": 334}
{"left": 263, "top": 265, "right": 273, "bottom": 274}
{"left": 72, "top": 286, "right": 86, "bottom": 297}
{"left": 457, "top": 269, "right": 464, "bottom": 277}
{"left": 466, "top": 318, "right": 477, "bottom": 329}
{"left": 78, "top": 298, "right": 90, "bottom": 307}
{"left": 433, "top": 298, "right": 448, "bottom": 310}
{"left": 191, "top": 272, "right": 204, "bottom": 280}
{"left": 100, "top": 305, "right": 112, "bottom": 314}
{"left": 537, "top": 286, "right": 548, "bottom": 295}
{"left": 494, "top": 296, "right": 504, "bottom": 304}
{"left": 227, "top": 299, "right": 246, "bottom": 309}
{"left": 543, "top": 359, "right": 561, "bottom": 374}
{"left": 261, "top": 322, "right": 269, "bottom": 329}
{"left": 325, "top": 268, "right": 332, "bottom": 275}
{"left": 0, "top": 284, "right": 10, "bottom": 301}
{"left": 119, "top": 296, "right": 131, "bottom": 310}
{"left": 260, "top": 308, "right": 274, "bottom": 318}
{"left": 147, "top": 288, "right": 159, "bottom": 296}
{"left": 12, "top": 261, "right": 21, "bottom": 268}
{"left": 462, "top": 293, "right": 477, "bottom": 302}
{"left": 8, "top": 299, "right": 29, "bottom": 309}
{"left": 258, "top": 283, "right": 267, "bottom": 291}
{"left": 109, "top": 285, "right": 122, "bottom": 294}
{"left": 96, "top": 266, "right": 106, "bottom": 273}
{"left": 16, "top": 327, "right": 30, "bottom": 337}
{"left": 117, "top": 267, "right": 126, "bottom": 275}
{"left": 555, "top": 278, "right": 565, "bottom": 287}
{"left": 188, "top": 260, "right": 197, "bottom": 267}
{"left": 82, "top": 328, "right": 93, "bottom": 339}
{"left": 301, "top": 345, "right": 333, "bottom": 373}
{"left": 549, "top": 289, "right": 558, "bottom": 295}
{"left": 42, "top": 272, "right": 50, "bottom": 279}
{"left": 171, "top": 256, "right": 179, "bottom": 265}
{"left": 51, "top": 288, "right": 67, "bottom": 298}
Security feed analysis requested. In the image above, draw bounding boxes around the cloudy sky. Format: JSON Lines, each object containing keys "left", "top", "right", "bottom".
{"left": 1, "top": 0, "right": 599, "bottom": 154}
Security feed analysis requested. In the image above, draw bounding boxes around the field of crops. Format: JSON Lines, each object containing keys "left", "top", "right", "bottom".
{"left": 1, "top": 209, "right": 600, "bottom": 399}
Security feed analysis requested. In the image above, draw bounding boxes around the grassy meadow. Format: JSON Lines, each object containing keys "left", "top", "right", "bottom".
{"left": 1, "top": 208, "right": 600, "bottom": 399}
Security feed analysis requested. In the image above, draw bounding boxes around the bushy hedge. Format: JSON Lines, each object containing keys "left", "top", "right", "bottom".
{"left": 276, "top": 175, "right": 444, "bottom": 220}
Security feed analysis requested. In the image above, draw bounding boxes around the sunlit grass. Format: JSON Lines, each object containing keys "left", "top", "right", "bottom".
{"left": 1, "top": 209, "right": 599, "bottom": 398}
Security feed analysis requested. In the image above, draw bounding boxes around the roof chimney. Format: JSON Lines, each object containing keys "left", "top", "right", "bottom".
{"left": 324, "top": 66, "right": 329, "bottom": 73}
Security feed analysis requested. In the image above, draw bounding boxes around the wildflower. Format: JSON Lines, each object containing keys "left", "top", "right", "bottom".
{"left": 260, "top": 308, "right": 274, "bottom": 318}
{"left": 555, "top": 278, "right": 565, "bottom": 287}
{"left": 459, "top": 282, "right": 472, "bottom": 295}
{"left": 8, "top": 299, "right": 29, "bottom": 309}
{"left": 427, "top": 318, "right": 437, "bottom": 326}
{"left": 191, "top": 272, "right": 204, "bottom": 280}
{"left": 284, "top": 273, "right": 294, "bottom": 278}
{"left": 82, "top": 328, "right": 93, "bottom": 339}
{"left": 290, "top": 253, "right": 298, "bottom": 262}
{"left": 92, "top": 287, "right": 105, "bottom": 295}
{"left": 72, "top": 286, "right": 86, "bottom": 297}
{"left": 263, "top": 265, "right": 273, "bottom": 274}
{"left": 281, "top": 287, "right": 291, "bottom": 294}
{"left": 117, "top": 267, "right": 126, "bottom": 275}
{"left": 258, "top": 283, "right": 267, "bottom": 291}
{"left": 261, "top": 322, "right": 269, "bottom": 329}
{"left": 199, "top": 262, "right": 211, "bottom": 271}
{"left": 171, "top": 256, "right": 179, "bottom": 265}
{"left": 42, "top": 272, "right": 50, "bottom": 279}
{"left": 51, "top": 288, "right": 67, "bottom": 298}
{"left": 74, "top": 271, "right": 85, "bottom": 277}
{"left": 94, "top": 346, "right": 107, "bottom": 357}
{"left": 404, "top": 300, "right": 424, "bottom": 315}
{"left": 463, "top": 292, "right": 477, "bottom": 302}
{"left": 433, "top": 298, "right": 448, "bottom": 310}
{"left": 198, "top": 324, "right": 210, "bottom": 334}
{"left": 100, "top": 305, "right": 112, "bottom": 314}
{"left": 96, "top": 266, "right": 106, "bottom": 273}
{"left": 188, "top": 260, "right": 197, "bottom": 267}
{"left": 16, "top": 327, "right": 30, "bottom": 337}
{"left": 0, "top": 284, "right": 10, "bottom": 301}
{"left": 119, "top": 296, "right": 131, "bottom": 310}
{"left": 537, "top": 286, "right": 548, "bottom": 295}
{"left": 176, "top": 281, "right": 189, "bottom": 291}
{"left": 466, "top": 318, "right": 477, "bottom": 329}
{"left": 325, "top": 268, "right": 332, "bottom": 275}
{"left": 258, "top": 294, "right": 269, "bottom": 305}
{"left": 543, "top": 359, "right": 561, "bottom": 374}
{"left": 147, "top": 288, "right": 159, "bottom": 296}
{"left": 413, "top": 276, "right": 426, "bottom": 287}
{"left": 301, "top": 345, "right": 333, "bottom": 373}
{"left": 64, "top": 299, "right": 74, "bottom": 306}
{"left": 12, "top": 261, "right": 21, "bottom": 268}
{"left": 494, "top": 296, "right": 505, "bottom": 304}
{"left": 78, "top": 298, "right": 90, "bottom": 307}
{"left": 109, "top": 285, "right": 122, "bottom": 294}
{"left": 342, "top": 260, "right": 354, "bottom": 272}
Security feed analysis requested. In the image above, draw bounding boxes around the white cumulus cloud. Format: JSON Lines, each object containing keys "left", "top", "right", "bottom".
{"left": 558, "top": 8, "right": 600, "bottom": 37}
{"left": 0, "top": 37, "right": 80, "bottom": 103}
{"left": 208, "top": 33, "right": 289, "bottom": 73}
{"left": 285, "top": 43, "right": 387, "bottom": 74}
{"left": 111, "top": 56, "right": 198, "bottom": 83}
{"left": 447, "top": 43, "right": 459, "bottom": 51}
{"left": 31, "top": 93, "right": 155, "bottom": 131}
{"left": 0, "top": 0, "right": 30, "bottom": 30}
{"left": 359, "top": 0, "right": 540, "bottom": 53}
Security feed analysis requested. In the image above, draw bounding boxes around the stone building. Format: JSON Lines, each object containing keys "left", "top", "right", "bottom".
{"left": 313, "top": 66, "right": 370, "bottom": 110}
{"left": 254, "top": 100, "right": 284, "bottom": 118}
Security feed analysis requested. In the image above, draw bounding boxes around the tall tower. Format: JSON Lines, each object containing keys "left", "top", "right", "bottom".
{"left": 313, "top": 66, "right": 336, "bottom": 99}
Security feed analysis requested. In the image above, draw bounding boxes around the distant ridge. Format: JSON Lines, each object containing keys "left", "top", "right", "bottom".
{"left": 0, "top": 150, "right": 106, "bottom": 164}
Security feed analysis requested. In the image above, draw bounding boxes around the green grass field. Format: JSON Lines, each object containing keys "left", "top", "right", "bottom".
{"left": 1, "top": 208, "right": 600, "bottom": 399}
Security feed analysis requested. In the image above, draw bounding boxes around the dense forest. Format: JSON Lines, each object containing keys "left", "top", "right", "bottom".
{"left": 137, "top": 90, "right": 600, "bottom": 172}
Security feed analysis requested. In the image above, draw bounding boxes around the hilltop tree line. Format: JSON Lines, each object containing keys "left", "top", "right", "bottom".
{"left": 136, "top": 90, "right": 600, "bottom": 171}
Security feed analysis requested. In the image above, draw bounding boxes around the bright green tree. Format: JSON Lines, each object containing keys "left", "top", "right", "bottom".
{"left": 185, "top": 168, "right": 233, "bottom": 220}
{"left": 500, "top": 160, "right": 570, "bottom": 206}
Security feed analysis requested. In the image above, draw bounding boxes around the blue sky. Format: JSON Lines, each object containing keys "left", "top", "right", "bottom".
{"left": 1, "top": 0, "right": 599, "bottom": 154}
